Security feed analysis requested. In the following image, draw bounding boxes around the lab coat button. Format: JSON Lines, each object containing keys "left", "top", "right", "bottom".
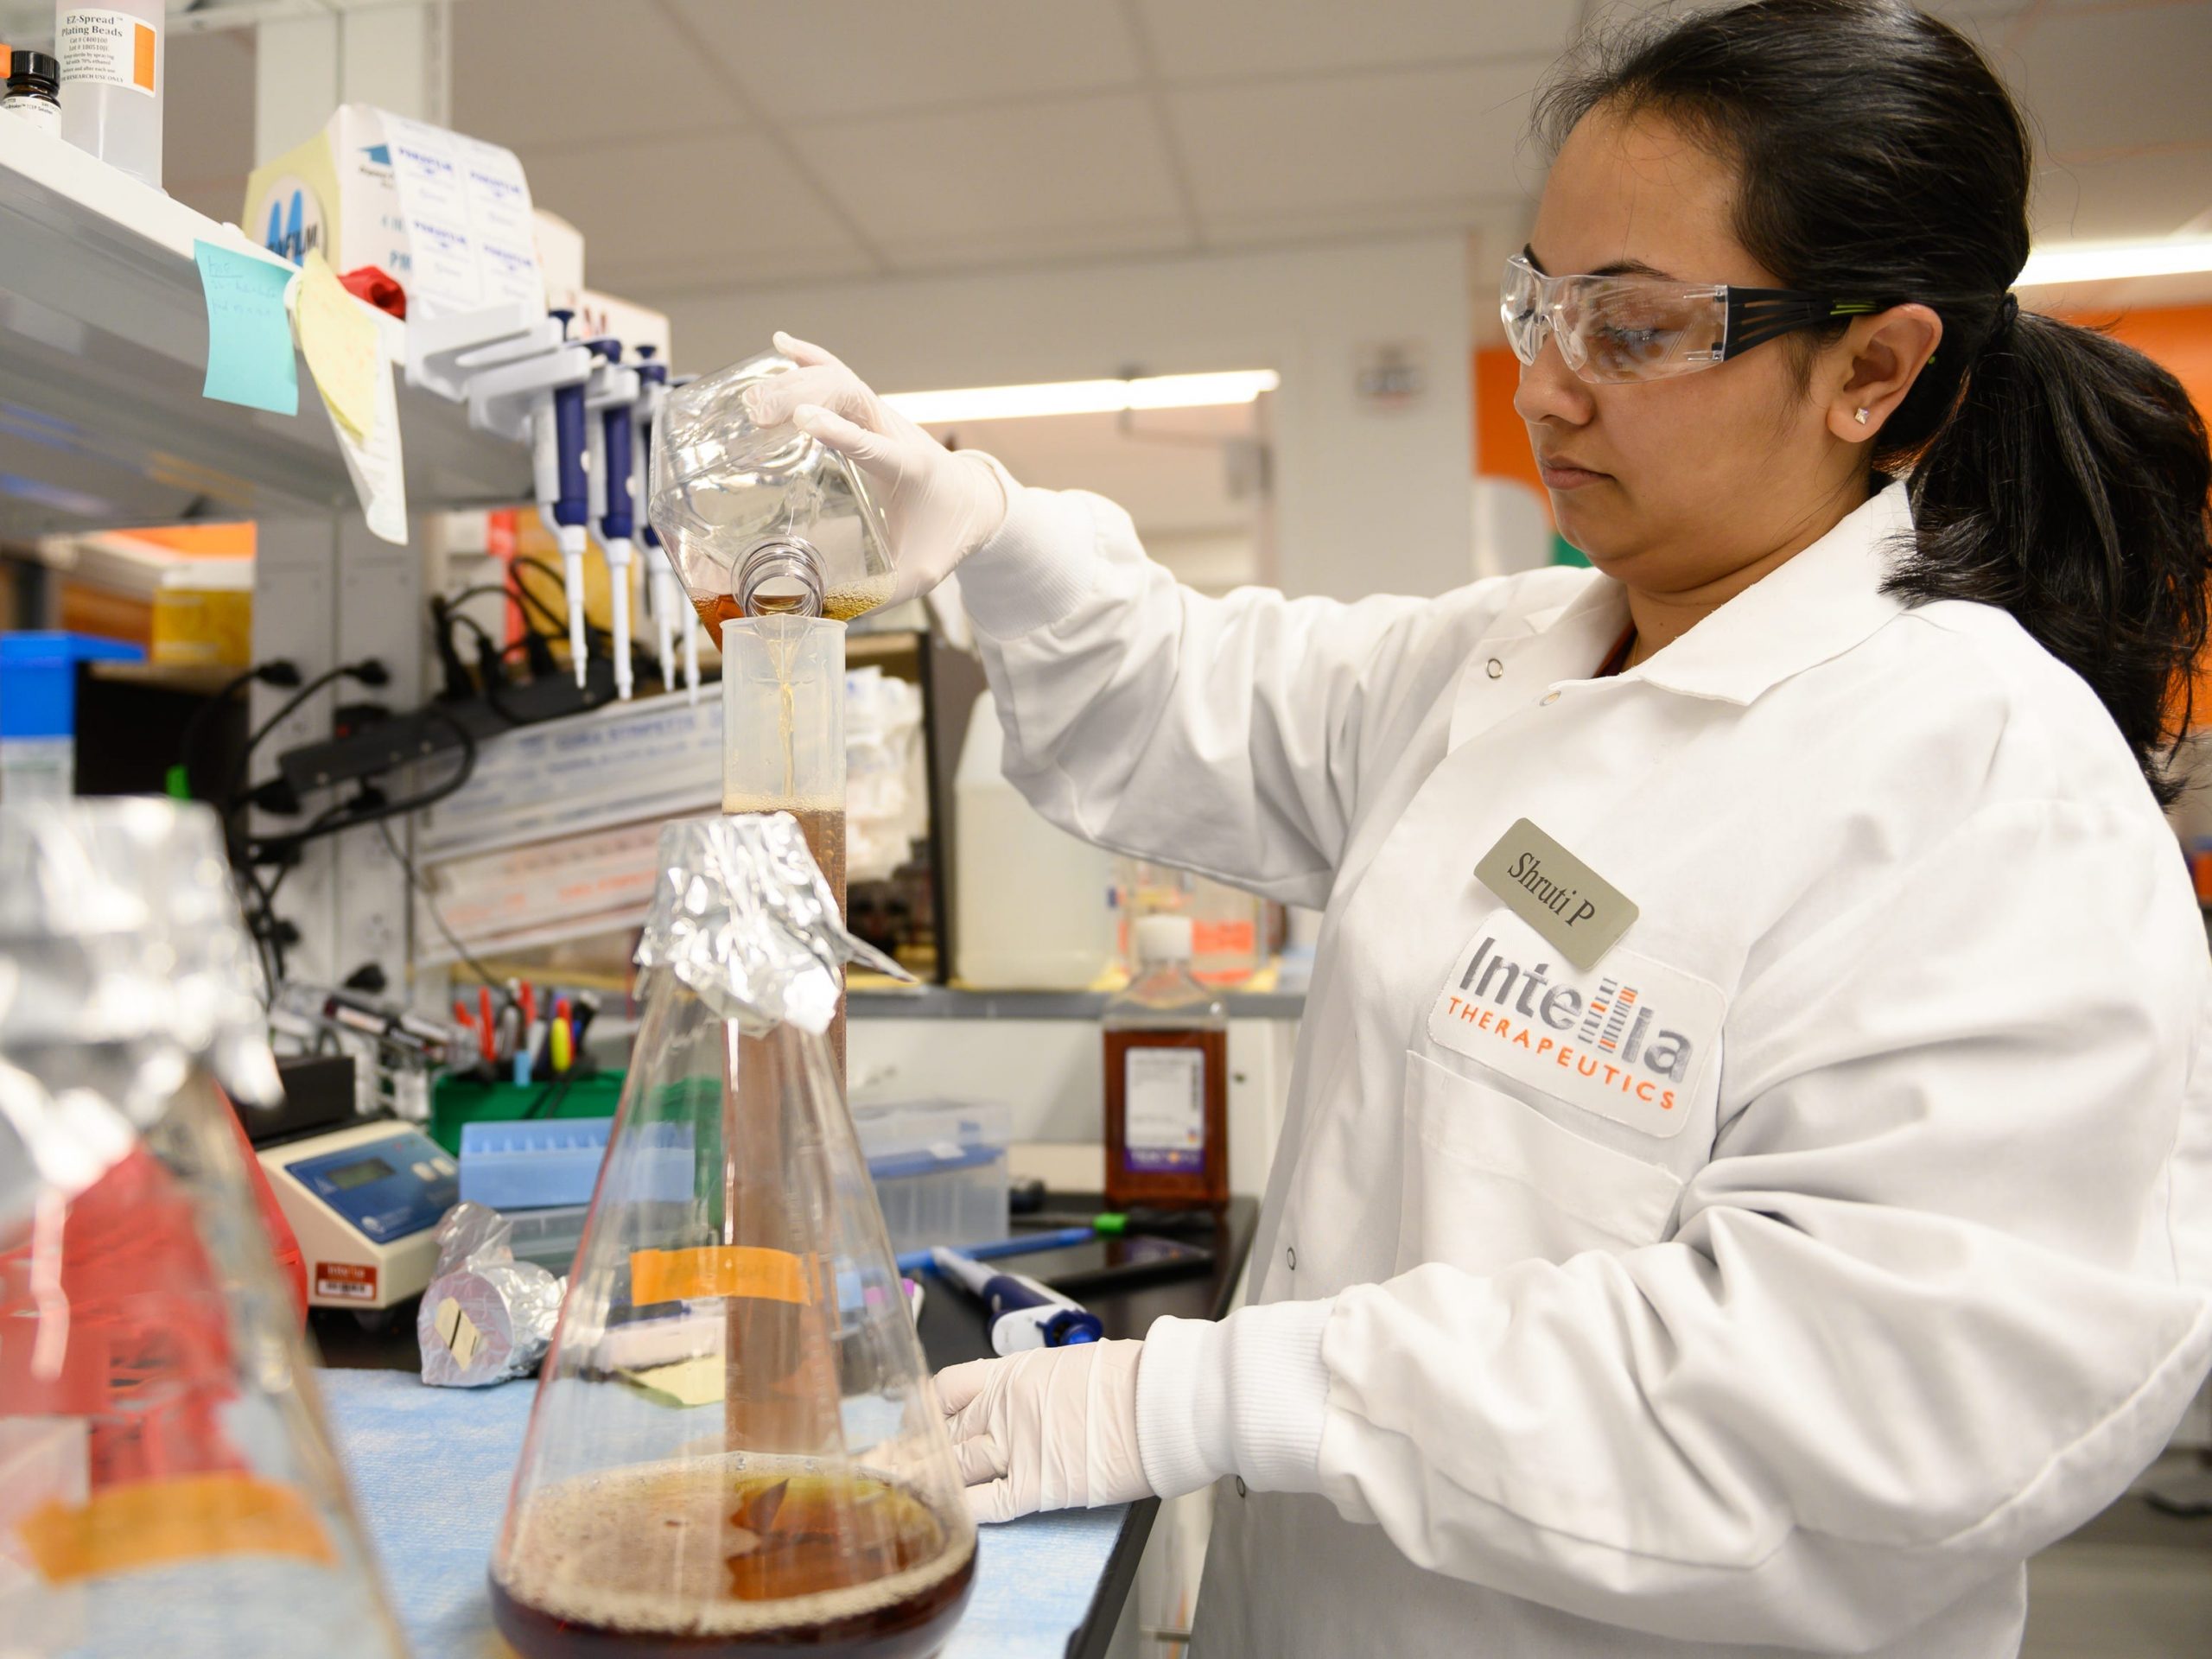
{"left": 1484, "top": 658, "right": 1503, "bottom": 679}
{"left": 1286, "top": 1246, "right": 1297, "bottom": 1269}
{"left": 1235, "top": 1477, "right": 1248, "bottom": 1498}
{"left": 1541, "top": 690, "right": 1561, "bottom": 705}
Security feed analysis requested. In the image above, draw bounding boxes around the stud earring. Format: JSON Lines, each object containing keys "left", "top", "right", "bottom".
{"left": 1853, "top": 407, "right": 1870, "bottom": 425}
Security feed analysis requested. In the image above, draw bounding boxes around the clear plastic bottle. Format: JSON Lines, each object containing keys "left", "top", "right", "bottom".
{"left": 0, "top": 798, "right": 407, "bottom": 1659}
{"left": 1103, "top": 916, "right": 1230, "bottom": 1210}
{"left": 488, "top": 814, "right": 974, "bottom": 1659}
{"left": 55, "top": 0, "right": 163, "bottom": 188}
{"left": 649, "top": 350, "right": 898, "bottom": 635}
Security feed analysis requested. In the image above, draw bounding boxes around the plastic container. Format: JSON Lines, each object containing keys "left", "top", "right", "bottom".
{"left": 149, "top": 559, "right": 253, "bottom": 668}
{"left": 954, "top": 690, "right": 1116, "bottom": 989}
{"left": 56, "top": 0, "right": 163, "bottom": 188}
{"left": 853, "top": 1098, "right": 1012, "bottom": 1258}
{"left": 1104, "top": 915, "right": 1230, "bottom": 1210}
{"left": 724, "top": 612, "right": 849, "bottom": 1075}
{"left": 1120, "top": 858, "right": 1264, "bottom": 987}
{"left": 3, "top": 48, "right": 61, "bottom": 131}
{"left": 501, "top": 1204, "right": 591, "bottom": 1278}
{"left": 650, "top": 349, "right": 898, "bottom": 633}
{"left": 459, "top": 1117, "right": 694, "bottom": 1211}
{"left": 429, "top": 1071, "right": 626, "bottom": 1156}
{"left": 0, "top": 631, "right": 143, "bottom": 802}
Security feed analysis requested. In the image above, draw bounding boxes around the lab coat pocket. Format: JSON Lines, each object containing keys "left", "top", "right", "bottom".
{"left": 1395, "top": 1051, "right": 1685, "bottom": 1276}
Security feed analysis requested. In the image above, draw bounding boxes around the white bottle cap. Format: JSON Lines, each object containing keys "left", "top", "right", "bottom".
{"left": 1133, "top": 914, "right": 1194, "bottom": 965}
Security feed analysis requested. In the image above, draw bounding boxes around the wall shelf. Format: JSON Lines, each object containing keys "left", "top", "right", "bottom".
{"left": 0, "top": 121, "right": 528, "bottom": 539}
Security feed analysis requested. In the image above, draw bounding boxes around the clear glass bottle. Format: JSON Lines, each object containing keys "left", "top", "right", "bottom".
{"left": 488, "top": 814, "right": 973, "bottom": 1659}
{"left": 1103, "top": 916, "right": 1230, "bottom": 1210}
{"left": 0, "top": 798, "right": 407, "bottom": 1659}
{"left": 649, "top": 350, "right": 898, "bottom": 635}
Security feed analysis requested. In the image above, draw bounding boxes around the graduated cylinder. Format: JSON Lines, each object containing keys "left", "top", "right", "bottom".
{"left": 722, "top": 613, "right": 848, "bottom": 1073}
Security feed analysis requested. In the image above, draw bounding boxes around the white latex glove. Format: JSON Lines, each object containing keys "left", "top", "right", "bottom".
{"left": 938, "top": 1339, "right": 1153, "bottom": 1524}
{"left": 745, "top": 333, "right": 1008, "bottom": 605}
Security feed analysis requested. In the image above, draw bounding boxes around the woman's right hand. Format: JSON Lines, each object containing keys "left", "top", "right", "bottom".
{"left": 744, "top": 332, "right": 1008, "bottom": 605}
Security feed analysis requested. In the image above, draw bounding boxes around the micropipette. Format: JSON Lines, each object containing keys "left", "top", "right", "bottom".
{"left": 583, "top": 339, "right": 643, "bottom": 701}
{"left": 632, "top": 346, "right": 684, "bottom": 696}
{"left": 929, "top": 1245, "right": 1104, "bottom": 1355}
{"left": 537, "top": 309, "right": 593, "bottom": 687}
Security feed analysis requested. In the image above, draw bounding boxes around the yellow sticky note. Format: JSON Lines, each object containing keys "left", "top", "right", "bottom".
{"left": 296, "top": 248, "right": 381, "bottom": 440}
{"left": 618, "top": 1357, "right": 726, "bottom": 1409}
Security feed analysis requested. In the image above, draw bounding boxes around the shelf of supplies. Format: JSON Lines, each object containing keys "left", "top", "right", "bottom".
{"left": 847, "top": 982, "right": 1306, "bottom": 1020}
{"left": 0, "top": 121, "right": 529, "bottom": 539}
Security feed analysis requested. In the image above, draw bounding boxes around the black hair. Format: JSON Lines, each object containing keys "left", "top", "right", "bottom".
{"left": 1535, "top": 0, "right": 2211, "bottom": 804}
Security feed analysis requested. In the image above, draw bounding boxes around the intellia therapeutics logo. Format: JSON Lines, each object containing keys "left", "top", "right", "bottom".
{"left": 1430, "top": 927, "right": 1717, "bottom": 1131}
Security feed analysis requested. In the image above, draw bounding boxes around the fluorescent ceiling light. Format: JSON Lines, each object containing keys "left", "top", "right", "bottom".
{"left": 882, "top": 369, "right": 1280, "bottom": 425}
{"left": 2016, "top": 237, "right": 2212, "bottom": 288}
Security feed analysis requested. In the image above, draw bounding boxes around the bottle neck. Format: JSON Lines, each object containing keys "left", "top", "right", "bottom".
{"left": 734, "top": 539, "right": 824, "bottom": 618}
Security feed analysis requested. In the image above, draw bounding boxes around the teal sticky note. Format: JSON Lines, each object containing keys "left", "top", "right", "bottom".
{"left": 194, "top": 239, "right": 299, "bottom": 416}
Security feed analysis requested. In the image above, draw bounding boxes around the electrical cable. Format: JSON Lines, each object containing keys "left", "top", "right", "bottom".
{"left": 219, "top": 658, "right": 387, "bottom": 827}
{"left": 171, "top": 659, "right": 300, "bottom": 799}
{"left": 247, "top": 709, "right": 479, "bottom": 863}
{"left": 373, "top": 814, "right": 514, "bottom": 1006}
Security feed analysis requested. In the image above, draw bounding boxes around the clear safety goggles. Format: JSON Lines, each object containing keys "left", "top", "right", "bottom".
{"left": 1503, "top": 253, "right": 1878, "bottom": 385}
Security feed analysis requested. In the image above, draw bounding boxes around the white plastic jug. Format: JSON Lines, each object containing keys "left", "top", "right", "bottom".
{"left": 953, "top": 691, "right": 1116, "bottom": 990}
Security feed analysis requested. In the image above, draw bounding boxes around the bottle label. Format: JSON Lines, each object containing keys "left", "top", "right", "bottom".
{"left": 1123, "top": 1046, "right": 1206, "bottom": 1172}
{"left": 57, "top": 9, "right": 158, "bottom": 97}
{"left": 2, "top": 96, "right": 61, "bottom": 134}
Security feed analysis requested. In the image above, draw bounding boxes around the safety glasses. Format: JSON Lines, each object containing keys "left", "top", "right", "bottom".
{"left": 1503, "top": 253, "right": 1879, "bottom": 385}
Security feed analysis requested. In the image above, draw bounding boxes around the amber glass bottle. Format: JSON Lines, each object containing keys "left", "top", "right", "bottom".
{"left": 1103, "top": 916, "right": 1230, "bottom": 1209}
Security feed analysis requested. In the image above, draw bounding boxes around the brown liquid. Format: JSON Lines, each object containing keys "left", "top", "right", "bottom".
{"left": 491, "top": 1463, "right": 975, "bottom": 1659}
{"left": 1103, "top": 1027, "right": 1230, "bottom": 1209}
{"left": 693, "top": 575, "right": 896, "bottom": 641}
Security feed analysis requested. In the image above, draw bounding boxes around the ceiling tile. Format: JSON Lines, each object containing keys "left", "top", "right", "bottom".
{"left": 2005, "top": 1, "right": 2212, "bottom": 156}
{"left": 521, "top": 132, "right": 868, "bottom": 295}
{"left": 1136, "top": 0, "right": 1574, "bottom": 79}
{"left": 874, "top": 219, "right": 1193, "bottom": 276}
{"left": 797, "top": 92, "right": 1188, "bottom": 248}
{"left": 2032, "top": 143, "right": 2212, "bottom": 241}
{"left": 668, "top": 0, "right": 1141, "bottom": 121}
{"left": 451, "top": 0, "right": 747, "bottom": 151}
{"left": 1171, "top": 61, "right": 1538, "bottom": 221}
{"left": 165, "top": 29, "right": 255, "bottom": 188}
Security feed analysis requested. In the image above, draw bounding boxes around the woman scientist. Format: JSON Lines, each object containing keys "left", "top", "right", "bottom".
{"left": 745, "top": 2, "right": 2212, "bottom": 1652}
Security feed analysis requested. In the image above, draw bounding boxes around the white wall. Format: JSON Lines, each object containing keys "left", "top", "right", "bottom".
{"left": 654, "top": 235, "right": 1473, "bottom": 601}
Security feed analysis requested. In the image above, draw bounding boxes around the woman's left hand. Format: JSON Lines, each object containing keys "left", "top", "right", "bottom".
{"left": 936, "top": 1340, "right": 1153, "bottom": 1523}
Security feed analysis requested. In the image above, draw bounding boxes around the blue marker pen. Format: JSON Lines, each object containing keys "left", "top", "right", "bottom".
{"left": 930, "top": 1246, "right": 1103, "bottom": 1355}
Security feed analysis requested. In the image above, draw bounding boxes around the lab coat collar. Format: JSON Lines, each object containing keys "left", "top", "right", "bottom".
{"left": 1612, "top": 480, "right": 1916, "bottom": 706}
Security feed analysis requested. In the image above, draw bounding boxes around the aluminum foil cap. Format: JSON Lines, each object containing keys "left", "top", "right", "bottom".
{"left": 0, "top": 798, "right": 281, "bottom": 1115}
{"left": 634, "top": 812, "right": 908, "bottom": 1033}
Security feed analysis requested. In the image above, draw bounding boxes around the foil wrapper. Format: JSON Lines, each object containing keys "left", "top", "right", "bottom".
{"left": 634, "top": 812, "right": 909, "bottom": 1034}
{"left": 1, "top": 800, "right": 282, "bottom": 1223}
{"left": 417, "top": 1202, "right": 564, "bottom": 1387}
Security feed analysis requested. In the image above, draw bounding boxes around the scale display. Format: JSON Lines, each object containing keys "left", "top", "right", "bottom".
{"left": 285, "top": 1132, "right": 455, "bottom": 1244}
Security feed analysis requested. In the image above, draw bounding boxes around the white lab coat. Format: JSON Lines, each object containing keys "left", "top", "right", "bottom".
{"left": 957, "top": 477, "right": 2212, "bottom": 1657}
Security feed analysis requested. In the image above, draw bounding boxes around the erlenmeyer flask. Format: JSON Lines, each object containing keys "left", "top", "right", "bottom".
{"left": 490, "top": 814, "right": 975, "bottom": 1659}
{"left": 649, "top": 350, "right": 898, "bottom": 635}
{"left": 0, "top": 799, "right": 408, "bottom": 1659}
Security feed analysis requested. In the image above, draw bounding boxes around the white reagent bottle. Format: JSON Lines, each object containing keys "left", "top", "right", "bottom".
{"left": 55, "top": 0, "right": 162, "bottom": 188}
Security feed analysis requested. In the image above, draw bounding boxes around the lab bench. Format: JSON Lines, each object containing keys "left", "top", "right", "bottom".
{"left": 312, "top": 1195, "right": 1257, "bottom": 1659}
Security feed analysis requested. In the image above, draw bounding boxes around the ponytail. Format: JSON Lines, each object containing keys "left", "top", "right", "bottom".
{"left": 1536, "top": 0, "right": 2212, "bottom": 802}
{"left": 1897, "top": 308, "right": 2211, "bottom": 805}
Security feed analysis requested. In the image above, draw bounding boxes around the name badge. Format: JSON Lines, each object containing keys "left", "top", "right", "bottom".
{"left": 1473, "top": 817, "right": 1637, "bottom": 970}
